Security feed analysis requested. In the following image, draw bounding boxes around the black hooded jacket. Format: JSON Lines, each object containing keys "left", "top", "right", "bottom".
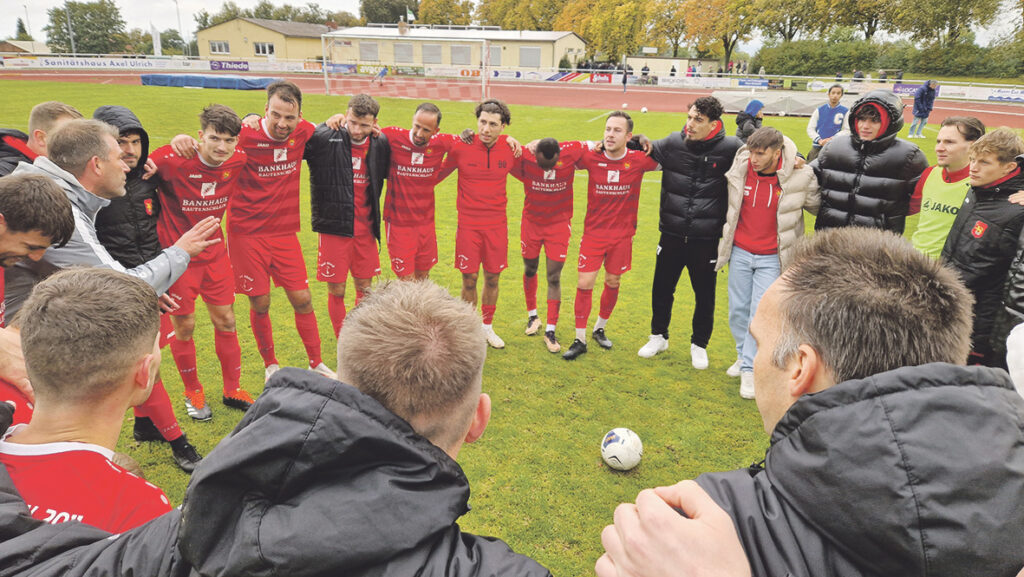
{"left": 941, "top": 160, "right": 1024, "bottom": 357}
{"left": 645, "top": 123, "right": 743, "bottom": 240}
{"left": 0, "top": 129, "right": 33, "bottom": 177}
{"left": 697, "top": 363, "right": 1024, "bottom": 577}
{"left": 810, "top": 90, "right": 929, "bottom": 233}
{"left": 734, "top": 112, "right": 761, "bottom": 142}
{"left": 92, "top": 106, "right": 163, "bottom": 268}
{"left": 0, "top": 369, "right": 550, "bottom": 577}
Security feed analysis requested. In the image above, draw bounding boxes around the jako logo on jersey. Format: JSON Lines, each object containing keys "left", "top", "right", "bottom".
{"left": 188, "top": 173, "right": 202, "bottom": 179}
{"left": 200, "top": 182, "right": 217, "bottom": 197}
{"left": 411, "top": 152, "right": 424, "bottom": 165}
{"left": 608, "top": 170, "right": 620, "bottom": 183}
{"left": 144, "top": 198, "right": 154, "bottom": 215}
{"left": 274, "top": 149, "right": 287, "bottom": 162}
{"left": 972, "top": 221, "right": 988, "bottom": 238}
{"left": 544, "top": 169, "right": 556, "bottom": 181}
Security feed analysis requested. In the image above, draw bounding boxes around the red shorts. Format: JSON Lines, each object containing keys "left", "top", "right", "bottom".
{"left": 521, "top": 218, "right": 571, "bottom": 262}
{"left": 455, "top": 226, "right": 508, "bottom": 274}
{"left": 167, "top": 246, "right": 235, "bottom": 315}
{"left": 386, "top": 221, "right": 438, "bottom": 276}
{"left": 228, "top": 233, "right": 310, "bottom": 295}
{"left": 159, "top": 313, "right": 176, "bottom": 349}
{"left": 317, "top": 233, "right": 381, "bottom": 282}
{"left": 577, "top": 234, "right": 633, "bottom": 274}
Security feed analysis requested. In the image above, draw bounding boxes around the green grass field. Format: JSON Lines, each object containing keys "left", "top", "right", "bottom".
{"left": 5, "top": 79, "right": 942, "bottom": 575}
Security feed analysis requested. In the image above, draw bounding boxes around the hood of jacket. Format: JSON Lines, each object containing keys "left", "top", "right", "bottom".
{"left": 848, "top": 89, "right": 905, "bottom": 148}
{"left": 178, "top": 368, "right": 542, "bottom": 577}
{"left": 764, "top": 362, "right": 1024, "bottom": 576}
{"left": 92, "top": 106, "right": 149, "bottom": 179}
{"left": 12, "top": 157, "right": 109, "bottom": 218}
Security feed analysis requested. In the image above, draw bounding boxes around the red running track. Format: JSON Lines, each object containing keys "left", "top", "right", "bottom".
{"left": 4, "top": 70, "right": 1024, "bottom": 129}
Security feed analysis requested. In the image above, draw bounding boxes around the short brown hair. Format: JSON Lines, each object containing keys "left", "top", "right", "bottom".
{"left": 28, "top": 101, "right": 82, "bottom": 135}
{"left": 337, "top": 280, "right": 486, "bottom": 448}
{"left": 267, "top": 80, "right": 303, "bottom": 110}
{"left": 415, "top": 102, "right": 442, "bottom": 126}
{"left": 347, "top": 93, "right": 380, "bottom": 118}
{"left": 941, "top": 116, "right": 985, "bottom": 142}
{"left": 772, "top": 227, "right": 972, "bottom": 383}
{"left": 0, "top": 174, "right": 74, "bottom": 248}
{"left": 16, "top": 268, "right": 160, "bottom": 403}
{"left": 47, "top": 119, "right": 119, "bottom": 176}
{"left": 969, "top": 127, "right": 1024, "bottom": 164}
{"left": 475, "top": 99, "right": 511, "bottom": 125}
{"left": 199, "top": 104, "right": 242, "bottom": 136}
{"left": 607, "top": 110, "right": 633, "bottom": 132}
{"left": 746, "top": 126, "right": 784, "bottom": 151}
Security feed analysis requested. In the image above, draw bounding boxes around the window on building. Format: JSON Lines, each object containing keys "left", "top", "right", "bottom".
{"left": 209, "top": 41, "right": 230, "bottom": 54}
{"left": 254, "top": 42, "right": 274, "bottom": 56}
{"left": 488, "top": 45, "right": 501, "bottom": 67}
{"left": 395, "top": 43, "right": 413, "bottom": 63}
{"left": 520, "top": 46, "right": 541, "bottom": 68}
{"left": 360, "top": 41, "right": 379, "bottom": 61}
{"left": 451, "top": 45, "right": 471, "bottom": 65}
{"left": 422, "top": 44, "right": 442, "bottom": 64}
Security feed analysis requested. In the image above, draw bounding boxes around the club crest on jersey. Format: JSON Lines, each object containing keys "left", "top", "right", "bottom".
{"left": 608, "top": 170, "right": 620, "bottom": 183}
{"left": 201, "top": 182, "right": 217, "bottom": 198}
{"left": 624, "top": 162, "right": 631, "bottom": 169}
{"left": 411, "top": 152, "right": 424, "bottom": 165}
{"left": 556, "top": 160, "right": 564, "bottom": 167}
{"left": 274, "top": 149, "right": 287, "bottom": 162}
{"left": 222, "top": 170, "right": 232, "bottom": 180}
{"left": 319, "top": 261, "right": 336, "bottom": 278}
{"left": 144, "top": 198, "right": 154, "bottom": 215}
{"left": 972, "top": 220, "right": 988, "bottom": 238}
{"left": 352, "top": 156, "right": 362, "bottom": 170}
{"left": 289, "top": 139, "right": 296, "bottom": 147}
{"left": 544, "top": 169, "right": 556, "bottom": 181}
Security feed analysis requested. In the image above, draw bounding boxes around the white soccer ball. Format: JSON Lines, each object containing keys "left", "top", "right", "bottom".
{"left": 601, "top": 428, "right": 643, "bottom": 471}
{"left": 641, "top": 107, "right": 648, "bottom": 113}
{"left": 622, "top": 102, "right": 628, "bottom": 109}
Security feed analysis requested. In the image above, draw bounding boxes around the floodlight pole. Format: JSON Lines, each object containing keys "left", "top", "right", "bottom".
{"left": 173, "top": 0, "right": 190, "bottom": 57}
{"left": 321, "top": 34, "right": 330, "bottom": 95}
{"left": 64, "top": 1, "right": 76, "bottom": 55}
{"left": 23, "top": 5, "right": 31, "bottom": 37}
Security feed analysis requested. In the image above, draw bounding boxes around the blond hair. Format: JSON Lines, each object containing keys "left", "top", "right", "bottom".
{"left": 969, "top": 127, "right": 1024, "bottom": 164}
{"left": 28, "top": 101, "right": 82, "bottom": 135}
{"left": 47, "top": 119, "right": 119, "bottom": 177}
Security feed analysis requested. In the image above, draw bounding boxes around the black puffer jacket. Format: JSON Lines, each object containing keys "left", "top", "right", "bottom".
{"left": 91, "top": 106, "right": 163, "bottom": 268}
{"left": 305, "top": 123, "right": 390, "bottom": 239}
{"left": 0, "top": 129, "right": 33, "bottom": 177}
{"left": 697, "top": 363, "right": 1024, "bottom": 577}
{"left": 941, "top": 162, "right": 1024, "bottom": 358}
{"left": 0, "top": 369, "right": 551, "bottom": 577}
{"left": 734, "top": 112, "right": 761, "bottom": 142}
{"left": 648, "top": 125, "right": 742, "bottom": 240}
{"left": 811, "top": 90, "right": 928, "bottom": 233}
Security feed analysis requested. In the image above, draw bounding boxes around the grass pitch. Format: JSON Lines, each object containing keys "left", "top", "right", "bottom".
{"left": 5, "top": 79, "right": 939, "bottom": 575}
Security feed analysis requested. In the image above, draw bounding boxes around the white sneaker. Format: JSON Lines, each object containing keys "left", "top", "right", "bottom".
{"left": 310, "top": 362, "right": 336, "bottom": 379}
{"left": 726, "top": 359, "right": 742, "bottom": 378}
{"left": 638, "top": 334, "right": 669, "bottom": 358}
{"left": 690, "top": 344, "right": 709, "bottom": 370}
{"left": 740, "top": 371, "right": 755, "bottom": 399}
{"left": 484, "top": 325, "right": 505, "bottom": 349}
{"left": 264, "top": 363, "right": 280, "bottom": 383}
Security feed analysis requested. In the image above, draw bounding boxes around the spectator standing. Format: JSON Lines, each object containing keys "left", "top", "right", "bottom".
{"left": 805, "top": 84, "right": 848, "bottom": 162}
{"left": 734, "top": 100, "right": 764, "bottom": 143}
{"left": 909, "top": 80, "right": 939, "bottom": 138}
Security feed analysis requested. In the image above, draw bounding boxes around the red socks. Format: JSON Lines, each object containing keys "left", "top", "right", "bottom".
{"left": 482, "top": 304, "right": 497, "bottom": 325}
{"left": 249, "top": 309, "right": 278, "bottom": 367}
{"left": 574, "top": 288, "right": 593, "bottom": 329}
{"left": 524, "top": 274, "right": 538, "bottom": 312}
{"left": 133, "top": 379, "right": 182, "bottom": 441}
{"left": 294, "top": 311, "right": 323, "bottom": 368}
{"left": 599, "top": 284, "right": 619, "bottom": 319}
{"left": 546, "top": 299, "right": 560, "bottom": 327}
{"left": 328, "top": 295, "right": 346, "bottom": 337}
{"left": 214, "top": 330, "right": 242, "bottom": 394}
{"left": 169, "top": 337, "right": 201, "bottom": 393}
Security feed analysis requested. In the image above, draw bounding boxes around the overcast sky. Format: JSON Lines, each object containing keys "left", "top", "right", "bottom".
{"left": 6, "top": 0, "right": 1021, "bottom": 55}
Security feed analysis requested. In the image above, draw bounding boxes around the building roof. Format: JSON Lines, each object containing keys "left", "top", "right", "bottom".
{"left": 237, "top": 18, "right": 330, "bottom": 38}
{"left": 324, "top": 26, "right": 584, "bottom": 44}
{"left": 0, "top": 40, "right": 51, "bottom": 53}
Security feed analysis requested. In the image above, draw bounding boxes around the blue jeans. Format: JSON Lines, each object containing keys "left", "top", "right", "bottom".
{"left": 727, "top": 246, "right": 781, "bottom": 372}
{"left": 909, "top": 115, "right": 928, "bottom": 136}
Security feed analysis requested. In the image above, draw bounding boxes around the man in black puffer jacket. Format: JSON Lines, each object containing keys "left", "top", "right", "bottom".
{"left": 598, "top": 228, "right": 1024, "bottom": 577}
{"left": 942, "top": 130, "right": 1024, "bottom": 368}
{"left": 0, "top": 281, "right": 550, "bottom": 577}
{"left": 634, "top": 96, "right": 742, "bottom": 368}
{"left": 811, "top": 89, "right": 928, "bottom": 233}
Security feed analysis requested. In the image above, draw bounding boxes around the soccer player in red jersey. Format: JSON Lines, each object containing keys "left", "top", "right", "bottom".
{"left": 562, "top": 111, "right": 660, "bottom": 360}
{"left": 0, "top": 268, "right": 172, "bottom": 533}
{"left": 174, "top": 82, "right": 331, "bottom": 382}
{"left": 0, "top": 174, "right": 74, "bottom": 425}
{"left": 511, "top": 138, "right": 588, "bottom": 353}
{"left": 436, "top": 100, "right": 518, "bottom": 349}
{"left": 151, "top": 105, "right": 253, "bottom": 420}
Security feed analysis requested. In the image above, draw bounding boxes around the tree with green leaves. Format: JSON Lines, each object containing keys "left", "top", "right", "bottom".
{"left": 682, "top": 0, "right": 753, "bottom": 66}
{"left": 753, "top": 0, "right": 820, "bottom": 42}
{"left": 195, "top": 2, "right": 360, "bottom": 31}
{"left": 815, "top": 0, "right": 899, "bottom": 40}
{"left": 420, "top": 0, "right": 473, "bottom": 25}
{"left": 15, "top": 18, "right": 34, "bottom": 41}
{"left": 586, "top": 0, "right": 645, "bottom": 61}
{"left": 360, "top": 0, "right": 417, "bottom": 24}
{"left": 477, "top": 0, "right": 568, "bottom": 30}
{"left": 891, "top": 0, "right": 999, "bottom": 46}
{"left": 554, "top": 0, "right": 597, "bottom": 57}
{"left": 646, "top": 0, "right": 687, "bottom": 56}
{"left": 44, "top": 0, "right": 127, "bottom": 54}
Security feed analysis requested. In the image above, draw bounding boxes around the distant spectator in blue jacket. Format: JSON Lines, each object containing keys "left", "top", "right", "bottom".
{"left": 734, "top": 100, "right": 764, "bottom": 142}
{"left": 909, "top": 80, "right": 938, "bottom": 138}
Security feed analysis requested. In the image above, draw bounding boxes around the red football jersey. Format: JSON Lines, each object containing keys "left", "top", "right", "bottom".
{"left": 513, "top": 141, "right": 586, "bottom": 226}
{"left": 382, "top": 127, "right": 455, "bottom": 227}
{"left": 350, "top": 139, "right": 372, "bottom": 238}
{"left": 576, "top": 149, "right": 660, "bottom": 238}
{"left": 228, "top": 119, "right": 315, "bottom": 236}
{"left": 0, "top": 429, "right": 172, "bottom": 533}
{"left": 438, "top": 135, "right": 517, "bottom": 230}
{"left": 0, "top": 267, "right": 5, "bottom": 328}
{"left": 151, "top": 145, "right": 246, "bottom": 265}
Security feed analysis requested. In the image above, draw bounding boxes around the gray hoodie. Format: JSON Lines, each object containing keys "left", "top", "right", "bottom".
{"left": 4, "top": 157, "right": 188, "bottom": 313}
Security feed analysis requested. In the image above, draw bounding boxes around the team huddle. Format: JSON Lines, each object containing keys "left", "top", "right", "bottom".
{"left": 0, "top": 78, "right": 1023, "bottom": 576}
